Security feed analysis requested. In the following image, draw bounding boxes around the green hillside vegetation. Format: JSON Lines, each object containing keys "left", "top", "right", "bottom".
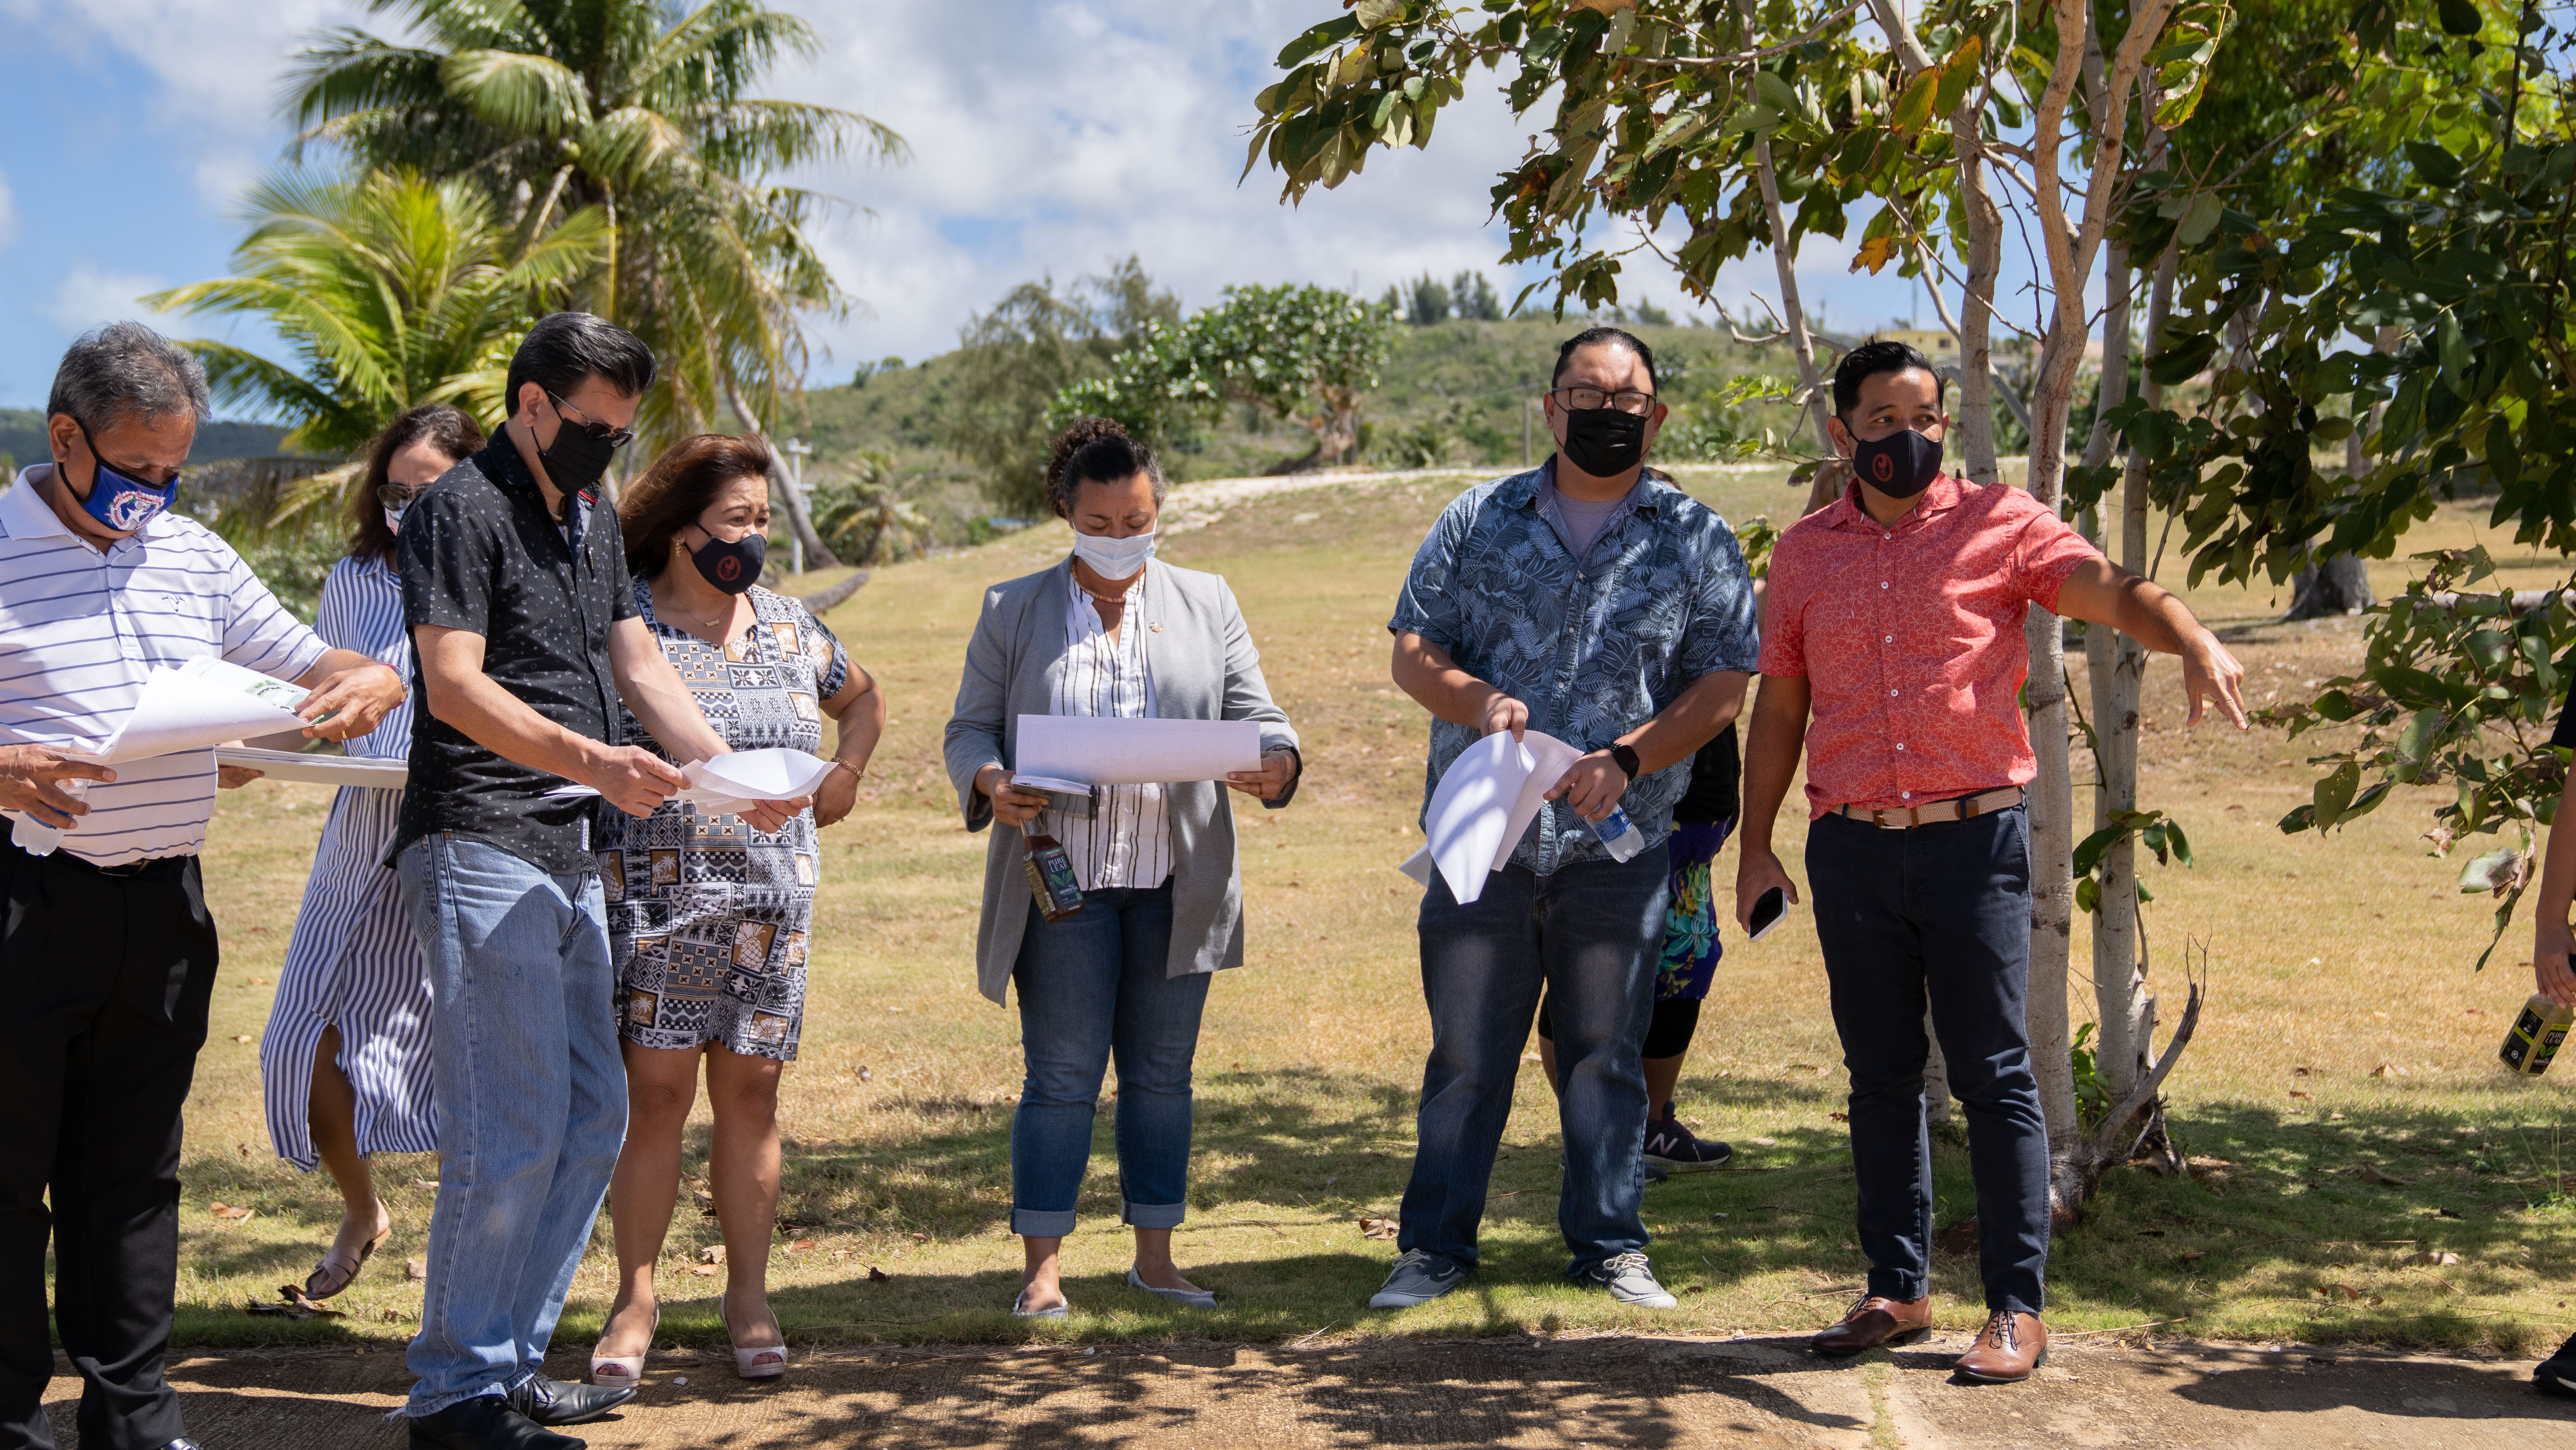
{"left": 0, "top": 408, "right": 295, "bottom": 479}
{"left": 784, "top": 315, "right": 1814, "bottom": 553}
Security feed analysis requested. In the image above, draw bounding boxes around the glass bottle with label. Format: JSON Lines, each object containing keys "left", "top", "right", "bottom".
{"left": 1023, "top": 812, "right": 1085, "bottom": 922}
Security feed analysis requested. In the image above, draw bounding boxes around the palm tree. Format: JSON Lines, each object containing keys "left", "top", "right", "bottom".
{"left": 149, "top": 169, "right": 608, "bottom": 456}
{"left": 144, "top": 168, "right": 608, "bottom": 526}
{"left": 281, "top": 0, "right": 905, "bottom": 455}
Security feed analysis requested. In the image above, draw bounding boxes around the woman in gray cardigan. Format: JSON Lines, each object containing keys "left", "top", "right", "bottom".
{"left": 944, "top": 419, "right": 1300, "bottom": 1319}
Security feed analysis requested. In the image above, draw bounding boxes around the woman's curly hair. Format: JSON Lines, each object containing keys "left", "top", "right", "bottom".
{"left": 1044, "top": 417, "right": 1167, "bottom": 518}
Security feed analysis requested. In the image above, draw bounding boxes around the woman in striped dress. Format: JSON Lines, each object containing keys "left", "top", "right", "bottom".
{"left": 255, "top": 404, "right": 483, "bottom": 1299}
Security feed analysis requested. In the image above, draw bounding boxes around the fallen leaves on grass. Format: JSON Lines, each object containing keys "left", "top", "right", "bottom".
{"left": 868, "top": 1266, "right": 891, "bottom": 1283}
{"left": 231, "top": 1035, "right": 252, "bottom": 1044}
{"left": 406, "top": 1258, "right": 426, "bottom": 1281}
{"left": 699, "top": 1246, "right": 726, "bottom": 1266}
{"left": 1359, "top": 1216, "right": 1399, "bottom": 1241}
{"left": 786, "top": 1239, "right": 816, "bottom": 1253}
{"left": 695, "top": 1190, "right": 717, "bottom": 1216}
{"left": 2178, "top": 1250, "right": 2207, "bottom": 1263}
{"left": 207, "top": 1202, "right": 255, "bottom": 1223}
{"left": 2356, "top": 1164, "right": 2413, "bottom": 1187}
{"left": 2405, "top": 1250, "right": 2463, "bottom": 1267}
{"left": 1828, "top": 1111, "right": 1849, "bottom": 1122}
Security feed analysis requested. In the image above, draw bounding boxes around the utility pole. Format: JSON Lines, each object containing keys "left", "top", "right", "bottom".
{"left": 783, "top": 439, "right": 811, "bottom": 576}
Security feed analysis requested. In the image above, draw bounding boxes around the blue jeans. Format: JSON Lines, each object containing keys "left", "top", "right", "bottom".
{"left": 395, "top": 836, "right": 627, "bottom": 1416}
{"left": 1009, "top": 884, "right": 1208, "bottom": 1237}
{"left": 1806, "top": 805, "right": 2050, "bottom": 1315}
{"left": 1399, "top": 851, "right": 1668, "bottom": 1276}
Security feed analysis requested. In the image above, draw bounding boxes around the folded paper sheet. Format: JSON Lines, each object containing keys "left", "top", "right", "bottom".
{"left": 541, "top": 748, "right": 836, "bottom": 815}
{"left": 1398, "top": 729, "right": 1587, "bottom": 904}
{"left": 214, "top": 746, "right": 408, "bottom": 789}
{"left": 1014, "top": 715, "right": 1262, "bottom": 786}
{"left": 94, "top": 658, "right": 313, "bottom": 764}
{"left": 675, "top": 748, "right": 836, "bottom": 814}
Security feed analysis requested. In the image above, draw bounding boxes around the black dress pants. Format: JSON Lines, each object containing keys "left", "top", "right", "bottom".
{"left": 0, "top": 841, "right": 217, "bottom": 1450}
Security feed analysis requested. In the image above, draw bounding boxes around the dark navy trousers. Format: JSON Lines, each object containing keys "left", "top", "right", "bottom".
{"left": 1805, "top": 804, "right": 2050, "bottom": 1315}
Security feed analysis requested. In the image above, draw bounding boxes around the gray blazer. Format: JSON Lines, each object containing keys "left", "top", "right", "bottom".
{"left": 943, "top": 559, "right": 1300, "bottom": 1005}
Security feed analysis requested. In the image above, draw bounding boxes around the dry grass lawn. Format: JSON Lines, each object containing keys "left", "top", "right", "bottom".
{"left": 157, "top": 464, "right": 2576, "bottom": 1358}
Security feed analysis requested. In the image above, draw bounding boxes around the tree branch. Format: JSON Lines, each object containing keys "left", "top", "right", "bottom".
{"left": 1622, "top": 0, "right": 1870, "bottom": 69}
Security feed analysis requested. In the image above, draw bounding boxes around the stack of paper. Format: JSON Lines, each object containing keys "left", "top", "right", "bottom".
{"left": 94, "top": 657, "right": 314, "bottom": 764}
{"left": 1398, "top": 729, "right": 1587, "bottom": 904}
{"left": 1013, "top": 715, "right": 1261, "bottom": 784}
{"left": 214, "top": 746, "right": 408, "bottom": 789}
{"left": 676, "top": 748, "right": 836, "bottom": 814}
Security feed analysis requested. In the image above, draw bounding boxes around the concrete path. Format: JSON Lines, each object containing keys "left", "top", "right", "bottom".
{"left": 48, "top": 1333, "right": 2576, "bottom": 1448}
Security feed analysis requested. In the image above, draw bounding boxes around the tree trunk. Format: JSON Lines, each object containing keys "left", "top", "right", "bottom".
{"left": 722, "top": 380, "right": 842, "bottom": 571}
{"left": 2284, "top": 554, "right": 2375, "bottom": 619}
{"left": 1738, "top": 0, "right": 1833, "bottom": 453}
{"left": 2283, "top": 327, "right": 2392, "bottom": 620}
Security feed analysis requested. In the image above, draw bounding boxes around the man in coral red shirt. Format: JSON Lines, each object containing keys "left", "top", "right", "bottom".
{"left": 1735, "top": 341, "right": 2247, "bottom": 1382}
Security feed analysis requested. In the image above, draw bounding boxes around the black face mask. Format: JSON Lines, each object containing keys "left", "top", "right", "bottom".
{"left": 1850, "top": 427, "right": 1944, "bottom": 499}
{"left": 689, "top": 529, "right": 766, "bottom": 595}
{"left": 1559, "top": 406, "right": 1649, "bottom": 478}
{"left": 537, "top": 420, "right": 618, "bottom": 494}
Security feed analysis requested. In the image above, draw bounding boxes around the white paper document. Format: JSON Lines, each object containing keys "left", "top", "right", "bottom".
{"left": 542, "top": 747, "right": 835, "bottom": 815}
{"left": 1399, "top": 729, "right": 1587, "bottom": 904}
{"left": 1013, "top": 715, "right": 1261, "bottom": 786}
{"left": 676, "top": 748, "right": 836, "bottom": 813}
{"left": 214, "top": 746, "right": 408, "bottom": 790}
{"left": 94, "top": 658, "right": 314, "bottom": 764}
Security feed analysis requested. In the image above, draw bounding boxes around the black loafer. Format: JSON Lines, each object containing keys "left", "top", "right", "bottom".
{"left": 507, "top": 1372, "right": 636, "bottom": 1426}
{"left": 2536, "top": 1331, "right": 2576, "bottom": 1397}
{"left": 407, "top": 1394, "right": 581, "bottom": 1450}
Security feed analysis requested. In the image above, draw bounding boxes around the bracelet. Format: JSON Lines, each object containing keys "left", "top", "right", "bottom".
{"left": 1609, "top": 743, "right": 1641, "bottom": 781}
{"left": 829, "top": 758, "right": 864, "bottom": 782}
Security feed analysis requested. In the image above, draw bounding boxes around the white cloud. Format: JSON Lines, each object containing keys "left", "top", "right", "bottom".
{"left": 12, "top": 0, "right": 372, "bottom": 208}
{"left": 0, "top": 166, "right": 17, "bottom": 253}
{"left": 42, "top": 262, "right": 179, "bottom": 336}
{"left": 775, "top": 1, "right": 1556, "bottom": 370}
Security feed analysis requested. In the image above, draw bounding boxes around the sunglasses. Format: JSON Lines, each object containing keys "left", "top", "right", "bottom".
{"left": 547, "top": 391, "right": 637, "bottom": 450}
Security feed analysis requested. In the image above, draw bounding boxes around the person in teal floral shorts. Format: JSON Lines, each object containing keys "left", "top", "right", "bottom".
{"left": 1537, "top": 724, "right": 1739, "bottom": 1175}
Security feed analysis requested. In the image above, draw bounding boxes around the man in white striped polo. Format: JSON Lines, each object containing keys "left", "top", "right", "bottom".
{"left": 0, "top": 323, "right": 408, "bottom": 1450}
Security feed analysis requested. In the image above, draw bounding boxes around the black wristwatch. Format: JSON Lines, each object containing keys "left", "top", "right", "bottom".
{"left": 1609, "top": 743, "right": 1641, "bottom": 781}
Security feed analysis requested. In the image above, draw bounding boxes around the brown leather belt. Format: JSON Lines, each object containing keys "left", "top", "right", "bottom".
{"left": 1828, "top": 786, "right": 2026, "bottom": 830}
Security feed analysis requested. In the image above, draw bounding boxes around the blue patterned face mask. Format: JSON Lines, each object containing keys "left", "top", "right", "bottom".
{"left": 72, "top": 419, "right": 179, "bottom": 532}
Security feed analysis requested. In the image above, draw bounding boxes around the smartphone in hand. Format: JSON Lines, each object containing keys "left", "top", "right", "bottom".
{"left": 1747, "top": 885, "right": 1788, "bottom": 942}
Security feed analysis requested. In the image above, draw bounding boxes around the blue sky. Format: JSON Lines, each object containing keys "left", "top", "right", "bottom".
{"left": 0, "top": 0, "right": 1925, "bottom": 417}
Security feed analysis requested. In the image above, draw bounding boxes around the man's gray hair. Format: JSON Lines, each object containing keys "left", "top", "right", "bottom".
{"left": 46, "top": 322, "right": 211, "bottom": 432}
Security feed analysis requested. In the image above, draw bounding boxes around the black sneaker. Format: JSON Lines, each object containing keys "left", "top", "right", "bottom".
{"left": 1643, "top": 1114, "right": 1733, "bottom": 1172}
{"left": 2537, "top": 1331, "right": 2576, "bottom": 1396}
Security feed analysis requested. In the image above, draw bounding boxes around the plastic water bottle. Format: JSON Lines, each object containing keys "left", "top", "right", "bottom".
{"left": 8, "top": 778, "right": 87, "bottom": 857}
{"left": 1591, "top": 806, "right": 1646, "bottom": 863}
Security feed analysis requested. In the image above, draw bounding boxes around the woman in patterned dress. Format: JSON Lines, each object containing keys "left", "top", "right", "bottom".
{"left": 255, "top": 403, "right": 483, "bottom": 1298}
{"left": 589, "top": 435, "right": 882, "bottom": 1384}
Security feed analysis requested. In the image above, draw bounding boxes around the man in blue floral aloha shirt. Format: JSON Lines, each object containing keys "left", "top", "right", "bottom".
{"left": 1370, "top": 327, "right": 1759, "bottom": 1313}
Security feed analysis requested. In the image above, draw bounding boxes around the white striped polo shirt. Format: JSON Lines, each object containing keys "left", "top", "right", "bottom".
{"left": 0, "top": 467, "right": 329, "bottom": 866}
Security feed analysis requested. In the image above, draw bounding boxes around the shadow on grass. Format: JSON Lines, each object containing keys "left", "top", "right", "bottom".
{"left": 158, "top": 1078, "right": 2576, "bottom": 1353}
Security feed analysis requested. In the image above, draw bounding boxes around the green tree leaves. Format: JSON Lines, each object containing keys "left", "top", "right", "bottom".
{"left": 1052, "top": 287, "right": 1396, "bottom": 467}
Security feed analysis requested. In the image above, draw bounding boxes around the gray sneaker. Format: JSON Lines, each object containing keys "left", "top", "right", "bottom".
{"left": 1576, "top": 1251, "right": 1678, "bottom": 1308}
{"left": 1369, "top": 1249, "right": 1467, "bottom": 1309}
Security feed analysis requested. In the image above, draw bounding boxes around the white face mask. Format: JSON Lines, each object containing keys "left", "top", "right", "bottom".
{"left": 384, "top": 507, "right": 405, "bottom": 536}
{"left": 1071, "top": 528, "right": 1156, "bottom": 580}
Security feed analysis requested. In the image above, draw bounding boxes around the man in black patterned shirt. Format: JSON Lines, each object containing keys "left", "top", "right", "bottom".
{"left": 391, "top": 313, "right": 800, "bottom": 1450}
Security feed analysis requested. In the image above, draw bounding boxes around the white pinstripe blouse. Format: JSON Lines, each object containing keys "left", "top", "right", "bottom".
{"left": 1051, "top": 569, "right": 1171, "bottom": 892}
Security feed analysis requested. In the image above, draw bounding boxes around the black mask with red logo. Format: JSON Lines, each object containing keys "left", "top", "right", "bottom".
{"left": 1850, "top": 427, "right": 1944, "bottom": 498}
{"left": 689, "top": 529, "right": 766, "bottom": 594}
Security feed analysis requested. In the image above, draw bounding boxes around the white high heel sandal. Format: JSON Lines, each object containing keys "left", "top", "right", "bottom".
{"left": 719, "top": 1300, "right": 788, "bottom": 1379}
{"left": 590, "top": 1305, "right": 658, "bottom": 1386}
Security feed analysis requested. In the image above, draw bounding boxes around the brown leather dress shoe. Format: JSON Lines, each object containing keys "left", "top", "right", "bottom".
{"left": 1953, "top": 1310, "right": 2048, "bottom": 1382}
{"left": 1810, "top": 1294, "right": 1934, "bottom": 1356}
